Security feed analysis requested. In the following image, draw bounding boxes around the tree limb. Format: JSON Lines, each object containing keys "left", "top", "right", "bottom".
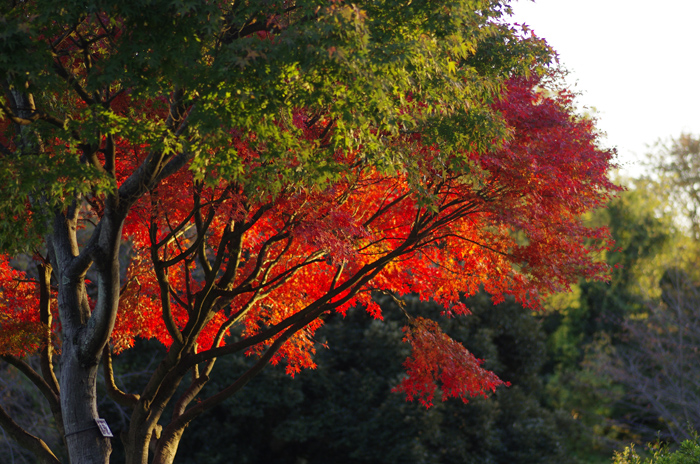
{"left": 0, "top": 403, "right": 61, "bottom": 464}
{"left": 37, "top": 262, "right": 60, "bottom": 396}
{"left": 0, "top": 356, "right": 60, "bottom": 422}
{"left": 102, "top": 346, "right": 140, "bottom": 408}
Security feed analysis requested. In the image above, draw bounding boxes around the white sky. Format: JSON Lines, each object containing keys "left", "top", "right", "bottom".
{"left": 509, "top": 0, "right": 700, "bottom": 177}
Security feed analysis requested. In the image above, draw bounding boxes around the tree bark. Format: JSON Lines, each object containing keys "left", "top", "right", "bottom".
{"left": 60, "top": 344, "right": 112, "bottom": 464}
{"left": 50, "top": 208, "right": 123, "bottom": 464}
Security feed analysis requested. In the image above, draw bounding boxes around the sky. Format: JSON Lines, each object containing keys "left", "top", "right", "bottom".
{"left": 508, "top": 0, "right": 700, "bottom": 177}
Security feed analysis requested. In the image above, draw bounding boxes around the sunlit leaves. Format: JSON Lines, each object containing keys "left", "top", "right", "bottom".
{"left": 0, "top": 0, "right": 618, "bottom": 414}
{"left": 393, "top": 317, "right": 507, "bottom": 407}
{"left": 0, "top": 258, "right": 43, "bottom": 357}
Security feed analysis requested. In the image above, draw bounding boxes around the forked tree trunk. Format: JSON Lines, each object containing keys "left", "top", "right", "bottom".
{"left": 51, "top": 210, "right": 124, "bottom": 464}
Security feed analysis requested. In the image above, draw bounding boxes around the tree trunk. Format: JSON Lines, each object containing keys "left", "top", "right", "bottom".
{"left": 151, "top": 428, "right": 184, "bottom": 464}
{"left": 60, "top": 342, "right": 111, "bottom": 464}
{"left": 49, "top": 202, "right": 125, "bottom": 463}
{"left": 123, "top": 422, "right": 153, "bottom": 464}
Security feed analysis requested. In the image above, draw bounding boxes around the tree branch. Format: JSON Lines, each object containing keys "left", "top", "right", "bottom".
{"left": 102, "top": 346, "right": 140, "bottom": 408}
{"left": 0, "top": 403, "right": 61, "bottom": 464}
{"left": 160, "top": 309, "right": 314, "bottom": 440}
{"left": 51, "top": 59, "right": 96, "bottom": 106}
{"left": 186, "top": 232, "right": 418, "bottom": 369}
{"left": 0, "top": 98, "right": 67, "bottom": 129}
{"left": 38, "top": 262, "right": 59, "bottom": 396}
{"left": 0, "top": 356, "right": 60, "bottom": 420}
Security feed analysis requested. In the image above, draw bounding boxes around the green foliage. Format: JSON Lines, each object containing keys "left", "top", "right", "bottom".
{"left": 646, "top": 133, "right": 700, "bottom": 241}
{"left": 0, "top": 2, "right": 620, "bottom": 463}
{"left": 612, "top": 440, "right": 700, "bottom": 464}
{"left": 541, "top": 183, "right": 675, "bottom": 375}
{"left": 524, "top": 182, "right": 682, "bottom": 458}
{"left": 0, "top": 0, "right": 552, "bottom": 253}
{"left": 543, "top": 181, "right": 676, "bottom": 362}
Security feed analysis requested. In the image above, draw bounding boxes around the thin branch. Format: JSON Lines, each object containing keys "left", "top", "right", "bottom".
{"left": 209, "top": 203, "right": 273, "bottom": 287}
{"left": 50, "top": 14, "right": 88, "bottom": 48}
{"left": 160, "top": 215, "right": 214, "bottom": 268}
{"left": 161, "top": 307, "right": 316, "bottom": 438}
{"left": 185, "top": 261, "right": 198, "bottom": 316}
{"left": 165, "top": 87, "right": 187, "bottom": 133}
{"left": 50, "top": 59, "right": 95, "bottom": 105}
{"left": 172, "top": 275, "right": 191, "bottom": 312}
{"left": 329, "top": 262, "right": 345, "bottom": 290}
{"left": 362, "top": 192, "right": 411, "bottom": 228}
{"left": 443, "top": 233, "right": 515, "bottom": 259}
{"left": 194, "top": 185, "right": 213, "bottom": 278}
{"left": 154, "top": 267, "right": 185, "bottom": 346}
{"left": 95, "top": 12, "right": 119, "bottom": 46}
{"left": 235, "top": 231, "right": 292, "bottom": 290}
{"left": 0, "top": 99, "right": 67, "bottom": 129}
{"left": 170, "top": 251, "right": 391, "bottom": 430}
{"left": 248, "top": 252, "right": 325, "bottom": 294}
{"left": 210, "top": 292, "right": 265, "bottom": 351}
{"left": 188, "top": 232, "right": 418, "bottom": 369}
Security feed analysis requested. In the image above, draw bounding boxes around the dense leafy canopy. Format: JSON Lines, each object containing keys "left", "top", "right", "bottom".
{"left": 0, "top": 72, "right": 617, "bottom": 385}
{"left": 0, "top": 1, "right": 618, "bottom": 463}
{"left": 0, "top": 0, "right": 549, "bottom": 250}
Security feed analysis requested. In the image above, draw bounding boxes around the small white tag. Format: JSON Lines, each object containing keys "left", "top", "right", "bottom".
{"left": 95, "top": 418, "right": 113, "bottom": 438}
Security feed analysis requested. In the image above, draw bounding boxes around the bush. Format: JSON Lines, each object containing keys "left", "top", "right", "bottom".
{"left": 612, "top": 440, "right": 700, "bottom": 464}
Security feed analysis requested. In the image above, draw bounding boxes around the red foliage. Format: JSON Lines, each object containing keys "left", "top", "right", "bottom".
{"left": 393, "top": 317, "right": 508, "bottom": 407}
{"left": 0, "top": 73, "right": 618, "bottom": 406}
{"left": 0, "top": 258, "right": 43, "bottom": 357}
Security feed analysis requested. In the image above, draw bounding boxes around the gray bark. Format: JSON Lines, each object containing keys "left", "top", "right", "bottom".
{"left": 49, "top": 202, "right": 126, "bottom": 463}
{"left": 60, "top": 347, "right": 111, "bottom": 464}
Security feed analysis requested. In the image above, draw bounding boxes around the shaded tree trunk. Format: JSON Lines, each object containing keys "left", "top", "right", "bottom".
{"left": 60, "top": 345, "right": 111, "bottom": 464}
{"left": 50, "top": 209, "right": 125, "bottom": 464}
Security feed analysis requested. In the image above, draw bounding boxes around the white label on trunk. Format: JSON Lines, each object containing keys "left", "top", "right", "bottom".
{"left": 95, "top": 419, "right": 113, "bottom": 438}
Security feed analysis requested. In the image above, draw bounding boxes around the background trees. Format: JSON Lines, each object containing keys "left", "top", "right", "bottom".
{"left": 648, "top": 134, "right": 700, "bottom": 240}
{"left": 174, "top": 294, "right": 574, "bottom": 464}
{"left": 0, "top": 1, "right": 618, "bottom": 464}
{"left": 578, "top": 135, "right": 700, "bottom": 446}
{"left": 524, "top": 133, "right": 700, "bottom": 459}
{"left": 532, "top": 180, "right": 683, "bottom": 457}
{"left": 592, "top": 269, "right": 700, "bottom": 443}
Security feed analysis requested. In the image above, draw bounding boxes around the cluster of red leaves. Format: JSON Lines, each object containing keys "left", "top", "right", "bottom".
{"left": 393, "top": 317, "right": 508, "bottom": 407}
{"left": 0, "top": 73, "right": 619, "bottom": 405}
{"left": 0, "top": 258, "right": 43, "bottom": 357}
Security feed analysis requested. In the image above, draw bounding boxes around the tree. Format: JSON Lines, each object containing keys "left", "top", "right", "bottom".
{"left": 612, "top": 438, "right": 700, "bottom": 464}
{"left": 589, "top": 269, "right": 700, "bottom": 443}
{"left": 0, "top": 1, "right": 618, "bottom": 464}
{"left": 647, "top": 134, "right": 700, "bottom": 240}
{"left": 533, "top": 182, "right": 681, "bottom": 457}
{"left": 572, "top": 137, "right": 700, "bottom": 446}
{"left": 541, "top": 181, "right": 677, "bottom": 377}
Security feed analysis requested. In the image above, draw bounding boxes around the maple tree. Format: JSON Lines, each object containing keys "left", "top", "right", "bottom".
{"left": 0, "top": 1, "right": 618, "bottom": 464}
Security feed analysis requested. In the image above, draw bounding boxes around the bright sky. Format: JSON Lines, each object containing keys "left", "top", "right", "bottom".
{"left": 509, "top": 0, "right": 700, "bottom": 177}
